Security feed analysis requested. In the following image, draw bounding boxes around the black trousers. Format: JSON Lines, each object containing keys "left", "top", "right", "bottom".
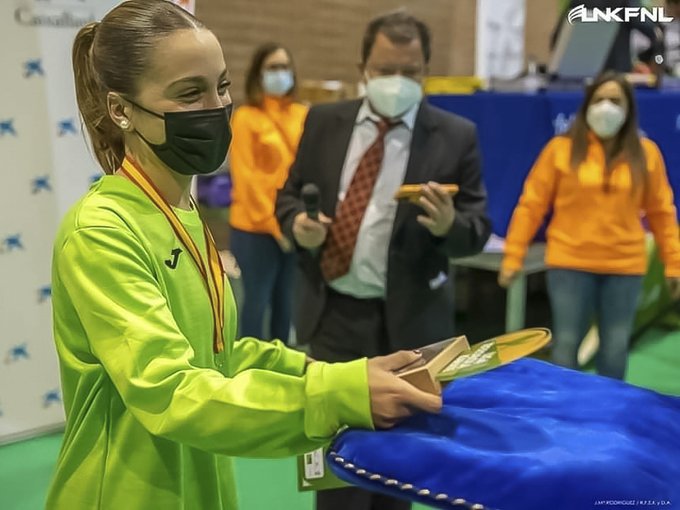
{"left": 311, "top": 289, "right": 411, "bottom": 510}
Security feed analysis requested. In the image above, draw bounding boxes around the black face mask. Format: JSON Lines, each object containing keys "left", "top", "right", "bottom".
{"left": 127, "top": 99, "right": 232, "bottom": 176}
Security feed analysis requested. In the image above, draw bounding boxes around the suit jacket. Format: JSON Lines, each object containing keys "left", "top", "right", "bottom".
{"left": 276, "top": 99, "right": 491, "bottom": 351}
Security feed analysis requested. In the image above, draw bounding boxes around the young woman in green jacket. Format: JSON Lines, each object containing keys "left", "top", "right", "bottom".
{"left": 46, "top": 2, "right": 440, "bottom": 509}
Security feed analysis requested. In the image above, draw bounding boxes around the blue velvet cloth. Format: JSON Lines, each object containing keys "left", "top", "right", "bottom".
{"left": 328, "top": 359, "right": 680, "bottom": 510}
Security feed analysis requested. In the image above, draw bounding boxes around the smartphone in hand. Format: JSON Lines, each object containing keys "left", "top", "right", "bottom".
{"left": 394, "top": 183, "right": 459, "bottom": 203}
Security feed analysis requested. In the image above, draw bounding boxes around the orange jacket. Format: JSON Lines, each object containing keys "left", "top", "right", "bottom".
{"left": 503, "top": 134, "right": 680, "bottom": 277}
{"left": 229, "top": 97, "right": 308, "bottom": 239}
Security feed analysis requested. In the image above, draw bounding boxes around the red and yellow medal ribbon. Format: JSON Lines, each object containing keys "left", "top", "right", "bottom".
{"left": 120, "top": 156, "right": 225, "bottom": 354}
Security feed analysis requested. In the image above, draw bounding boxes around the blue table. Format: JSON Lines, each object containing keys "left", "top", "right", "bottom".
{"left": 429, "top": 90, "right": 680, "bottom": 236}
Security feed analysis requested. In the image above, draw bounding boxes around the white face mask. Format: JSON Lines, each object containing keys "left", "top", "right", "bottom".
{"left": 586, "top": 100, "right": 626, "bottom": 139}
{"left": 365, "top": 75, "right": 423, "bottom": 119}
{"left": 262, "top": 69, "right": 294, "bottom": 97}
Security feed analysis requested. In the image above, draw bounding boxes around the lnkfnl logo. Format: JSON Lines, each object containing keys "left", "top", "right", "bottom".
{"left": 568, "top": 4, "right": 674, "bottom": 24}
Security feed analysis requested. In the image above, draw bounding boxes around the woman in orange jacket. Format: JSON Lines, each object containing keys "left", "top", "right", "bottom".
{"left": 229, "top": 43, "right": 308, "bottom": 343}
{"left": 500, "top": 72, "right": 680, "bottom": 379}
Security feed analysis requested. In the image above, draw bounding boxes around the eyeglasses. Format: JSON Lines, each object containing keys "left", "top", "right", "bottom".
{"left": 365, "top": 65, "right": 424, "bottom": 81}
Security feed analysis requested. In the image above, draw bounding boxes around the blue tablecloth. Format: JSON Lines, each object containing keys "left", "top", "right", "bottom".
{"left": 429, "top": 90, "right": 680, "bottom": 236}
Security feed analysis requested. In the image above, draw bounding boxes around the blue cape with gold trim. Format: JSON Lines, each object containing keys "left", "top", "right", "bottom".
{"left": 329, "top": 359, "right": 680, "bottom": 510}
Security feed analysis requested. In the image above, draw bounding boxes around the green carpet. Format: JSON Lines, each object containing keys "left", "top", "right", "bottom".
{"left": 1, "top": 328, "right": 678, "bottom": 510}
{"left": 626, "top": 328, "right": 680, "bottom": 395}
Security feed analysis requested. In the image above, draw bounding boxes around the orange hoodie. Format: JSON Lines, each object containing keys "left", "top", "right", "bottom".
{"left": 229, "top": 97, "right": 308, "bottom": 240}
{"left": 503, "top": 134, "right": 680, "bottom": 277}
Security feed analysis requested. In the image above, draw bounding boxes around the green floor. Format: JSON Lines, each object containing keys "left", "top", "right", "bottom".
{"left": 2, "top": 328, "right": 679, "bottom": 510}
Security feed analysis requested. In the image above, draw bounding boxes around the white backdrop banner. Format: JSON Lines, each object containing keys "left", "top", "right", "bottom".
{"left": 0, "top": 0, "right": 118, "bottom": 445}
{"left": 475, "top": 0, "right": 527, "bottom": 80}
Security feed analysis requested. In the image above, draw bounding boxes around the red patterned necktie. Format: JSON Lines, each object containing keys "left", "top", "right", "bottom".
{"left": 320, "top": 119, "right": 393, "bottom": 282}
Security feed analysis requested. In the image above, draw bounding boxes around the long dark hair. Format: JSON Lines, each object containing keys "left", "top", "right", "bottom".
{"left": 72, "top": 0, "right": 203, "bottom": 174}
{"left": 244, "top": 42, "right": 297, "bottom": 107}
{"left": 566, "top": 71, "right": 647, "bottom": 192}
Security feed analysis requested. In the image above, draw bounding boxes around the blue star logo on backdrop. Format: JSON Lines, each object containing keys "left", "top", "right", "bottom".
{"left": 5, "top": 344, "right": 30, "bottom": 364}
{"left": 32, "top": 175, "right": 52, "bottom": 194}
{"left": 2, "top": 234, "right": 24, "bottom": 252}
{"left": 57, "top": 118, "right": 77, "bottom": 136}
{"left": 43, "top": 389, "right": 62, "bottom": 408}
{"left": 0, "top": 120, "right": 17, "bottom": 137}
{"left": 38, "top": 285, "right": 52, "bottom": 303}
{"left": 23, "top": 59, "right": 44, "bottom": 78}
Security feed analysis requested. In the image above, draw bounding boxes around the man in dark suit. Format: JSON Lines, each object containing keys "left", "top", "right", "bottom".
{"left": 276, "top": 11, "right": 491, "bottom": 510}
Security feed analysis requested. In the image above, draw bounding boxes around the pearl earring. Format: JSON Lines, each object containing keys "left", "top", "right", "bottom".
{"left": 120, "top": 120, "right": 130, "bottom": 129}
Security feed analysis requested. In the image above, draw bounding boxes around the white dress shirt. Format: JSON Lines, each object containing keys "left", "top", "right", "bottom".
{"left": 329, "top": 100, "right": 418, "bottom": 299}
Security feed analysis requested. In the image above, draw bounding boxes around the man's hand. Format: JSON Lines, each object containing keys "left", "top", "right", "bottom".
{"left": 292, "top": 212, "right": 332, "bottom": 249}
{"left": 416, "top": 182, "right": 456, "bottom": 238}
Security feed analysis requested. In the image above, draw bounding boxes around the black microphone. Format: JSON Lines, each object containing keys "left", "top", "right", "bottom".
{"left": 301, "top": 183, "right": 320, "bottom": 221}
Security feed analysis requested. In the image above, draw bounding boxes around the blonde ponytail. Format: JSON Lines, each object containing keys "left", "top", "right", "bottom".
{"left": 72, "top": 22, "right": 124, "bottom": 174}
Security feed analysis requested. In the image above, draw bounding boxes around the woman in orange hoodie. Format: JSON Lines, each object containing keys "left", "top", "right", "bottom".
{"left": 500, "top": 72, "right": 680, "bottom": 379}
{"left": 229, "top": 43, "right": 308, "bottom": 342}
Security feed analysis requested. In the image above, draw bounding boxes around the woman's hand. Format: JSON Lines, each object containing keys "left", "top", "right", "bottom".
{"left": 367, "top": 351, "right": 442, "bottom": 429}
{"left": 276, "top": 235, "right": 294, "bottom": 253}
{"left": 498, "top": 267, "right": 520, "bottom": 288}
